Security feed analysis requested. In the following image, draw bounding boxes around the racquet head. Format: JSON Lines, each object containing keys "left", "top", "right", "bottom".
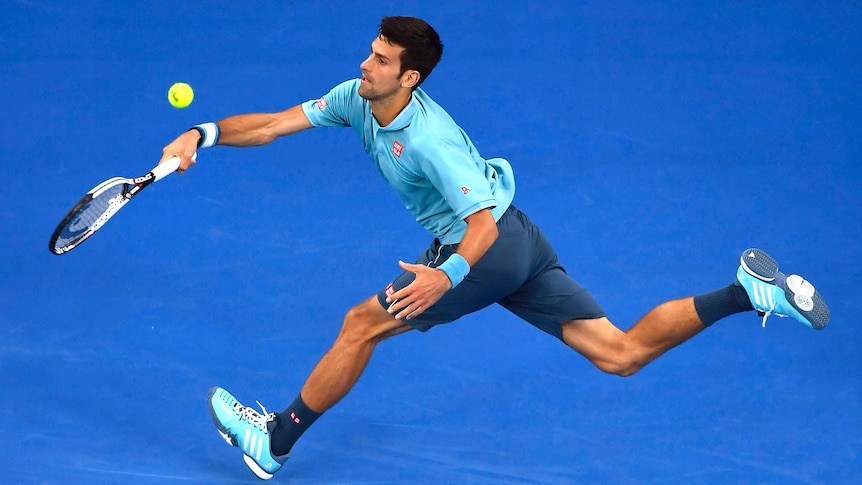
{"left": 48, "top": 155, "right": 189, "bottom": 255}
{"left": 48, "top": 177, "right": 134, "bottom": 255}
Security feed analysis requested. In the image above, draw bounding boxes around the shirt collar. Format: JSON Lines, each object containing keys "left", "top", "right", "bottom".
{"left": 374, "top": 92, "right": 418, "bottom": 132}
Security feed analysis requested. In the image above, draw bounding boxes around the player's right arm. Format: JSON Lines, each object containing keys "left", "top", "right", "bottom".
{"left": 160, "top": 104, "right": 313, "bottom": 171}
{"left": 217, "top": 105, "right": 313, "bottom": 146}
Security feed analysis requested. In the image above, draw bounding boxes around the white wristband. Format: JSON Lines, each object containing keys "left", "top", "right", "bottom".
{"left": 190, "top": 122, "right": 220, "bottom": 148}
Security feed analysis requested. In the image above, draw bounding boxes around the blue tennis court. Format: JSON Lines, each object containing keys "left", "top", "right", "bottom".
{"left": 2, "top": 1, "right": 860, "bottom": 483}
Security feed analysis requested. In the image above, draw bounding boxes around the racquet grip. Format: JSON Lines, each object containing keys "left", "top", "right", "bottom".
{"left": 151, "top": 152, "right": 196, "bottom": 181}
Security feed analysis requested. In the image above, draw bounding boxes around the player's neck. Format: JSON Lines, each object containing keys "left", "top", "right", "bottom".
{"left": 369, "top": 90, "right": 412, "bottom": 127}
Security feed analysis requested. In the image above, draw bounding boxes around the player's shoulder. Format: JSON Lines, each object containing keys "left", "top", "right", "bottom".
{"left": 410, "top": 107, "right": 461, "bottom": 148}
{"left": 415, "top": 89, "right": 463, "bottom": 128}
{"left": 403, "top": 125, "right": 464, "bottom": 167}
{"left": 404, "top": 118, "right": 445, "bottom": 151}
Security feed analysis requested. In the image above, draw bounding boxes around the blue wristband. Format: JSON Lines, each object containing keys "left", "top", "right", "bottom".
{"left": 190, "top": 122, "right": 220, "bottom": 148}
{"left": 437, "top": 253, "right": 470, "bottom": 288}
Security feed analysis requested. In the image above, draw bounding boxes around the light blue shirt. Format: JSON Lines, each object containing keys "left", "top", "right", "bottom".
{"left": 301, "top": 79, "right": 515, "bottom": 244}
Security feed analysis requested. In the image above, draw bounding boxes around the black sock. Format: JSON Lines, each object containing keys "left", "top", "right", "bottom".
{"left": 693, "top": 282, "right": 754, "bottom": 326}
{"left": 270, "top": 394, "right": 322, "bottom": 456}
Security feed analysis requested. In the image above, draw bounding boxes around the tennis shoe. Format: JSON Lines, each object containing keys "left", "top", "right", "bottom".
{"left": 736, "top": 248, "right": 829, "bottom": 330}
{"left": 207, "top": 386, "right": 289, "bottom": 480}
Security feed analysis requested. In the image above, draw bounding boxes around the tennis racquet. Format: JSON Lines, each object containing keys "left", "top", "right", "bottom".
{"left": 48, "top": 153, "right": 196, "bottom": 255}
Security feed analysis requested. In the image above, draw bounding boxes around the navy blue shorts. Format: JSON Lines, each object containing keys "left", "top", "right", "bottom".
{"left": 376, "top": 205, "right": 605, "bottom": 341}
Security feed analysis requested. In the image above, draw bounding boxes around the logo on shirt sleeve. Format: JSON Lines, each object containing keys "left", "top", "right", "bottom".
{"left": 461, "top": 186, "right": 471, "bottom": 194}
{"left": 392, "top": 140, "right": 404, "bottom": 158}
{"left": 315, "top": 97, "right": 328, "bottom": 110}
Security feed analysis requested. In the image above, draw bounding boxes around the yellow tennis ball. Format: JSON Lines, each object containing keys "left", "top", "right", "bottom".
{"left": 168, "top": 82, "right": 194, "bottom": 108}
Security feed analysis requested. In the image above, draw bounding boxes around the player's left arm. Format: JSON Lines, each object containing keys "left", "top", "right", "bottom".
{"left": 446, "top": 208, "right": 498, "bottom": 267}
{"left": 387, "top": 208, "right": 497, "bottom": 320}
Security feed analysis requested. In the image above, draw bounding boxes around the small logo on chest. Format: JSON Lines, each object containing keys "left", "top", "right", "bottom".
{"left": 392, "top": 140, "right": 404, "bottom": 158}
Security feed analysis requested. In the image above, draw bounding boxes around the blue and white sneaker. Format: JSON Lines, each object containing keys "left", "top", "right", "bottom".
{"left": 736, "top": 248, "right": 830, "bottom": 330}
{"left": 207, "top": 386, "right": 289, "bottom": 480}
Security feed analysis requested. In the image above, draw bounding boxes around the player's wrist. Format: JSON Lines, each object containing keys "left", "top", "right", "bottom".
{"left": 189, "top": 122, "right": 220, "bottom": 148}
{"left": 437, "top": 253, "right": 470, "bottom": 288}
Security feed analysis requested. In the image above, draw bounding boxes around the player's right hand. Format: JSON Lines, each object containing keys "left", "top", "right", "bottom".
{"left": 160, "top": 129, "right": 200, "bottom": 173}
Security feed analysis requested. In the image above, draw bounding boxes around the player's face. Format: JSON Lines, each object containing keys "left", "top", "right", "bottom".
{"left": 359, "top": 36, "right": 408, "bottom": 101}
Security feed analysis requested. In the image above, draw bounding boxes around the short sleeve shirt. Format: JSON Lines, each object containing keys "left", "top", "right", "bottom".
{"left": 301, "top": 79, "right": 515, "bottom": 244}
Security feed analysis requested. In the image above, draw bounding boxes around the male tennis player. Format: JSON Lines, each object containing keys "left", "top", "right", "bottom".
{"left": 160, "top": 16, "right": 829, "bottom": 480}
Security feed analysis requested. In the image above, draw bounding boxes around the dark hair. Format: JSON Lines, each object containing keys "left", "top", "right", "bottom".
{"left": 378, "top": 16, "right": 443, "bottom": 88}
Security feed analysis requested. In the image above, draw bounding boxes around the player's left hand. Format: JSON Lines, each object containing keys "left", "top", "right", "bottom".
{"left": 385, "top": 261, "right": 452, "bottom": 320}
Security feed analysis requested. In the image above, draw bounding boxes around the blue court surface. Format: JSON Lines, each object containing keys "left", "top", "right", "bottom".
{"left": 2, "top": 1, "right": 860, "bottom": 483}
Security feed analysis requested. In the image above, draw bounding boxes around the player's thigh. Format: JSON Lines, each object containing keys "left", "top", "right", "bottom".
{"left": 560, "top": 316, "right": 625, "bottom": 355}
{"left": 499, "top": 266, "right": 606, "bottom": 341}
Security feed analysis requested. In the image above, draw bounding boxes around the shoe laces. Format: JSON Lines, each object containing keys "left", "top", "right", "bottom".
{"left": 760, "top": 310, "right": 772, "bottom": 328}
{"left": 234, "top": 400, "right": 276, "bottom": 433}
{"left": 759, "top": 306, "right": 789, "bottom": 328}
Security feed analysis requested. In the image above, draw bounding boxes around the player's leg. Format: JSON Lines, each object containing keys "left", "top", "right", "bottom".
{"left": 207, "top": 296, "right": 410, "bottom": 479}
{"left": 560, "top": 298, "right": 707, "bottom": 376}
{"left": 557, "top": 248, "right": 829, "bottom": 376}
{"left": 264, "top": 212, "right": 544, "bottom": 462}
{"left": 501, "top": 258, "right": 754, "bottom": 376}
{"left": 204, "top": 219, "right": 530, "bottom": 480}
{"left": 493, "top": 209, "right": 827, "bottom": 375}
{"left": 297, "top": 295, "right": 413, "bottom": 413}
{"left": 266, "top": 295, "right": 412, "bottom": 457}
{"left": 499, "top": 272, "right": 717, "bottom": 376}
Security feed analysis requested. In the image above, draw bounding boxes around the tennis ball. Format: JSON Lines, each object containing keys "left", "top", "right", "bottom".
{"left": 168, "top": 82, "right": 194, "bottom": 108}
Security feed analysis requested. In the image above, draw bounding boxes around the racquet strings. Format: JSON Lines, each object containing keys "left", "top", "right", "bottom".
{"left": 54, "top": 182, "right": 127, "bottom": 249}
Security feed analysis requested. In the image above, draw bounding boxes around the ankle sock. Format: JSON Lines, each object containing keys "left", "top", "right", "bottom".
{"left": 270, "top": 393, "right": 322, "bottom": 456}
{"left": 693, "top": 282, "right": 754, "bottom": 326}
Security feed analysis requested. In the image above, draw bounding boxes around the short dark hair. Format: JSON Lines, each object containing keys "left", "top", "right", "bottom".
{"left": 378, "top": 16, "right": 443, "bottom": 88}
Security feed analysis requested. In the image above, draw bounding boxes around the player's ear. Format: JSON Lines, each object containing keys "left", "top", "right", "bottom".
{"left": 401, "top": 70, "right": 420, "bottom": 89}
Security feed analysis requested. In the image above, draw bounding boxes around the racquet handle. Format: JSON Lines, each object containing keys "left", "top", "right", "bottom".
{"left": 151, "top": 152, "right": 197, "bottom": 182}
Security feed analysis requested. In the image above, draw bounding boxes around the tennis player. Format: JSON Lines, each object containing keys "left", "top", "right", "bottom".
{"left": 160, "top": 16, "right": 829, "bottom": 480}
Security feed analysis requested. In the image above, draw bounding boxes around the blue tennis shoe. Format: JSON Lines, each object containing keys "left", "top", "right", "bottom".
{"left": 736, "top": 248, "right": 829, "bottom": 330}
{"left": 207, "top": 386, "right": 289, "bottom": 480}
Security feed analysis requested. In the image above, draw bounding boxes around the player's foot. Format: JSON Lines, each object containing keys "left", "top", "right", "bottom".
{"left": 207, "top": 386, "right": 289, "bottom": 480}
{"left": 736, "top": 248, "right": 829, "bottom": 330}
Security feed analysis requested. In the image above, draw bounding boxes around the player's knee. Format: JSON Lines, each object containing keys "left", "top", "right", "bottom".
{"left": 338, "top": 300, "right": 390, "bottom": 345}
{"left": 591, "top": 358, "right": 642, "bottom": 377}
{"left": 339, "top": 305, "right": 373, "bottom": 343}
{"left": 585, "top": 340, "right": 646, "bottom": 377}
{"left": 608, "top": 361, "right": 643, "bottom": 377}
